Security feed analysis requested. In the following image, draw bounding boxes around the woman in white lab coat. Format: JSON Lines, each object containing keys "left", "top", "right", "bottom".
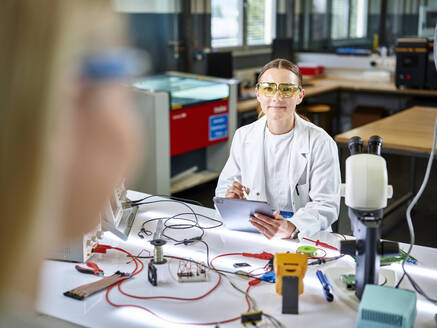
{"left": 216, "top": 58, "right": 340, "bottom": 239}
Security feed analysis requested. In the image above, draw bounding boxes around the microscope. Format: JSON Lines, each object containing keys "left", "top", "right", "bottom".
{"left": 340, "top": 136, "right": 399, "bottom": 299}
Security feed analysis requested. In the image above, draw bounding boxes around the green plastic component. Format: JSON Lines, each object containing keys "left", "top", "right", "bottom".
{"left": 341, "top": 274, "right": 356, "bottom": 290}
{"left": 352, "top": 250, "right": 417, "bottom": 266}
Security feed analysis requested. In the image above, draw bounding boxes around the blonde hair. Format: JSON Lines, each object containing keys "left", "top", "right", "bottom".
{"left": 0, "top": 0, "right": 125, "bottom": 303}
{"left": 256, "top": 58, "right": 308, "bottom": 121}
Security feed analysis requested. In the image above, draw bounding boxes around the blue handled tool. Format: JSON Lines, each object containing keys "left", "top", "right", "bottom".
{"left": 316, "top": 270, "right": 334, "bottom": 302}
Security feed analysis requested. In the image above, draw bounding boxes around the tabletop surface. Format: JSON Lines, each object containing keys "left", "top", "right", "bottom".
{"left": 238, "top": 77, "right": 437, "bottom": 113}
{"left": 334, "top": 106, "right": 437, "bottom": 154}
{"left": 36, "top": 191, "right": 437, "bottom": 328}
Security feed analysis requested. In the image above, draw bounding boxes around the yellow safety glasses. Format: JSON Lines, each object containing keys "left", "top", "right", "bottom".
{"left": 256, "top": 82, "right": 302, "bottom": 98}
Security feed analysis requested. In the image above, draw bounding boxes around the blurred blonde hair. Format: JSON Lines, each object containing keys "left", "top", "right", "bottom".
{"left": 0, "top": 0, "right": 125, "bottom": 301}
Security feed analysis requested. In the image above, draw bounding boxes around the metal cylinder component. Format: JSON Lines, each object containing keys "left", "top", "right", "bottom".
{"left": 152, "top": 245, "right": 167, "bottom": 264}
{"left": 153, "top": 219, "right": 164, "bottom": 241}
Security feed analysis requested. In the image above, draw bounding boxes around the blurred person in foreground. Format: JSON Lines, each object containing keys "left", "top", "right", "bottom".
{"left": 0, "top": 1, "right": 140, "bottom": 326}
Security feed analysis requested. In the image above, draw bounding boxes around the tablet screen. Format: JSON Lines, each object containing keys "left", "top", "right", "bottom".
{"left": 213, "top": 197, "right": 274, "bottom": 233}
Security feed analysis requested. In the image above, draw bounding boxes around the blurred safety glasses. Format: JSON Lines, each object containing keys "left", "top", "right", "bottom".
{"left": 256, "top": 82, "right": 302, "bottom": 98}
{"left": 81, "top": 48, "right": 149, "bottom": 81}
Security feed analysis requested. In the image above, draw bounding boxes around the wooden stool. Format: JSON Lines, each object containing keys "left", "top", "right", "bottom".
{"left": 301, "top": 104, "right": 332, "bottom": 133}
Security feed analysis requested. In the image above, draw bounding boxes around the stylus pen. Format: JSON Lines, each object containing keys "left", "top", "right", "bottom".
{"left": 233, "top": 177, "right": 249, "bottom": 199}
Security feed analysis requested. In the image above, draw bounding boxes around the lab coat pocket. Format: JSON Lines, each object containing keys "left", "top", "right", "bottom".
{"left": 295, "top": 183, "right": 309, "bottom": 208}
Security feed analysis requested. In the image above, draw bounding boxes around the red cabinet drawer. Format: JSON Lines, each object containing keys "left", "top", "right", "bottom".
{"left": 170, "top": 100, "right": 229, "bottom": 156}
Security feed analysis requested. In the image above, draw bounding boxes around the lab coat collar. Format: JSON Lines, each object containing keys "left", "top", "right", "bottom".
{"left": 289, "top": 113, "right": 310, "bottom": 193}
{"left": 247, "top": 116, "right": 267, "bottom": 200}
{"left": 293, "top": 113, "right": 310, "bottom": 154}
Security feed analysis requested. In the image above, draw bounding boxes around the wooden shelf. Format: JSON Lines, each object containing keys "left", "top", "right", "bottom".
{"left": 170, "top": 170, "right": 219, "bottom": 194}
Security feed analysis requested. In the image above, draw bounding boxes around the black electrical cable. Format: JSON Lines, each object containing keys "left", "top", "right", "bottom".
{"left": 139, "top": 212, "right": 222, "bottom": 245}
{"left": 394, "top": 109, "right": 437, "bottom": 307}
{"left": 134, "top": 199, "right": 199, "bottom": 221}
{"left": 133, "top": 197, "right": 247, "bottom": 279}
{"left": 126, "top": 195, "right": 286, "bottom": 327}
{"left": 130, "top": 194, "right": 204, "bottom": 207}
{"left": 164, "top": 212, "right": 223, "bottom": 229}
{"left": 394, "top": 19, "right": 437, "bottom": 307}
{"left": 133, "top": 253, "right": 262, "bottom": 306}
{"left": 135, "top": 197, "right": 223, "bottom": 247}
{"left": 135, "top": 198, "right": 222, "bottom": 237}
{"left": 133, "top": 252, "right": 273, "bottom": 282}
{"left": 132, "top": 194, "right": 283, "bottom": 326}
{"left": 129, "top": 253, "right": 279, "bottom": 326}
{"left": 308, "top": 255, "right": 344, "bottom": 266}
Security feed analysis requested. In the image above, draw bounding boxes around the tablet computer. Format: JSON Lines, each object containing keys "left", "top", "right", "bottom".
{"left": 213, "top": 196, "right": 274, "bottom": 233}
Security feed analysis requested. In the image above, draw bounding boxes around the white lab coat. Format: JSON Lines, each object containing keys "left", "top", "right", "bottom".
{"left": 216, "top": 114, "right": 341, "bottom": 237}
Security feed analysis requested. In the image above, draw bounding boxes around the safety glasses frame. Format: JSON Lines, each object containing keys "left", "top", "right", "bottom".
{"left": 256, "top": 82, "right": 302, "bottom": 98}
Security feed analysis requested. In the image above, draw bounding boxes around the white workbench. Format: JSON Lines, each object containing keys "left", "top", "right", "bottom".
{"left": 36, "top": 191, "right": 437, "bottom": 327}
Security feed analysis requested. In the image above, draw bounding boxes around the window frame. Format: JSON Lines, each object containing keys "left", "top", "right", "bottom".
{"left": 211, "top": 0, "right": 277, "bottom": 52}
{"left": 296, "top": 0, "right": 372, "bottom": 53}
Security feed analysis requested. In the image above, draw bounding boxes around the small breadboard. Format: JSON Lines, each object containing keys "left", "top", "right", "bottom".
{"left": 176, "top": 260, "right": 208, "bottom": 283}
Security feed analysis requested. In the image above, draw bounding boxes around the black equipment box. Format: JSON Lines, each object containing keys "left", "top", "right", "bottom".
{"left": 395, "top": 38, "right": 428, "bottom": 89}
{"left": 426, "top": 40, "right": 437, "bottom": 89}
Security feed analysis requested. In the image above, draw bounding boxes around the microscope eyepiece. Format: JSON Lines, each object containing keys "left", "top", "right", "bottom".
{"left": 368, "top": 135, "right": 383, "bottom": 156}
{"left": 348, "top": 136, "right": 363, "bottom": 155}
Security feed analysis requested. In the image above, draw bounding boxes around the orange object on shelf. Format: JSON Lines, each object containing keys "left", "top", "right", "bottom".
{"left": 299, "top": 64, "right": 324, "bottom": 76}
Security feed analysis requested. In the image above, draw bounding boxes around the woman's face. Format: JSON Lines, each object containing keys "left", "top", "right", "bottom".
{"left": 256, "top": 68, "right": 304, "bottom": 123}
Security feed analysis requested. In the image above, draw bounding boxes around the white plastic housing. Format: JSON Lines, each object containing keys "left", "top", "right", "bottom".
{"left": 341, "top": 154, "right": 393, "bottom": 211}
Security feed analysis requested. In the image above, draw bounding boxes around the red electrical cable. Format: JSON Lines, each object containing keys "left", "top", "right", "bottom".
{"left": 103, "top": 247, "right": 256, "bottom": 326}
{"left": 302, "top": 237, "right": 339, "bottom": 251}
{"left": 116, "top": 270, "right": 222, "bottom": 301}
{"left": 210, "top": 252, "right": 244, "bottom": 265}
{"left": 112, "top": 246, "right": 143, "bottom": 275}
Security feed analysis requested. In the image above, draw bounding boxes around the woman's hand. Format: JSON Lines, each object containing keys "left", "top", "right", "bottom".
{"left": 250, "top": 210, "right": 296, "bottom": 239}
{"left": 225, "top": 180, "right": 250, "bottom": 199}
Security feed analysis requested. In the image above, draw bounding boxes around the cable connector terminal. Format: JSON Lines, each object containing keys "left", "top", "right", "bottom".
{"left": 175, "top": 236, "right": 202, "bottom": 246}
{"left": 248, "top": 279, "right": 261, "bottom": 286}
{"left": 242, "top": 252, "right": 273, "bottom": 260}
{"left": 241, "top": 310, "right": 263, "bottom": 325}
{"left": 92, "top": 244, "right": 112, "bottom": 254}
{"left": 122, "top": 200, "right": 134, "bottom": 209}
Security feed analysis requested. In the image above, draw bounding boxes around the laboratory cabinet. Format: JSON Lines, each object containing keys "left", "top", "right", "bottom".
{"left": 130, "top": 72, "right": 238, "bottom": 195}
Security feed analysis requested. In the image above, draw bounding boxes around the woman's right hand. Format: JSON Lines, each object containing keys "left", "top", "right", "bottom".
{"left": 225, "top": 180, "right": 250, "bottom": 199}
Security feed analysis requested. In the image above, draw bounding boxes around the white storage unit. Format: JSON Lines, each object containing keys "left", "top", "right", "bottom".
{"left": 129, "top": 71, "right": 238, "bottom": 196}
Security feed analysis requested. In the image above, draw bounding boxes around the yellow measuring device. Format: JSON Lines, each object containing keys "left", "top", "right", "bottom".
{"left": 274, "top": 253, "right": 308, "bottom": 295}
